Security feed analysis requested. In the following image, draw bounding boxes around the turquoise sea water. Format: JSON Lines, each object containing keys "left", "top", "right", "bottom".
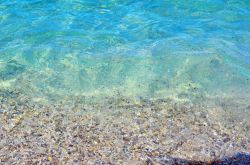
{"left": 0, "top": 0, "right": 250, "bottom": 103}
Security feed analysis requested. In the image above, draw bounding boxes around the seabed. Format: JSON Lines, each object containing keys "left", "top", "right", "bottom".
{"left": 1, "top": 54, "right": 250, "bottom": 164}
{"left": 0, "top": 87, "right": 250, "bottom": 164}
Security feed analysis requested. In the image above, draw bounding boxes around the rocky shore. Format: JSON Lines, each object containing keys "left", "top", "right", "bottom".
{"left": 0, "top": 90, "right": 249, "bottom": 164}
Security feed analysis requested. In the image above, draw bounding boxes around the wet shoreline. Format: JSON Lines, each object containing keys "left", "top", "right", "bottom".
{"left": 1, "top": 89, "right": 249, "bottom": 164}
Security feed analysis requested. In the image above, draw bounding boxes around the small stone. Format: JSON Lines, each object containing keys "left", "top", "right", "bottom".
{"left": 223, "top": 137, "right": 231, "bottom": 143}
{"left": 48, "top": 156, "right": 52, "bottom": 161}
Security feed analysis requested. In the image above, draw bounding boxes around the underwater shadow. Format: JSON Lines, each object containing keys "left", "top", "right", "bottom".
{"left": 158, "top": 153, "right": 250, "bottom": 165}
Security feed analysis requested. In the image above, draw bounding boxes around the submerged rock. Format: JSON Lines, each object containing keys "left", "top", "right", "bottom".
{"left": 0, "top": 60, "right": 25, "bottom": 80}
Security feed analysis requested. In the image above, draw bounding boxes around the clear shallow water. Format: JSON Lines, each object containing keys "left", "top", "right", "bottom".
{"left": 0, "top": 0, "right": 250, "bottom": 102}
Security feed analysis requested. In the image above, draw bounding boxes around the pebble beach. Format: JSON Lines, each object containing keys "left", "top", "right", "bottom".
{"left": 1, "top": 89, "right": 249, "bottom": 164}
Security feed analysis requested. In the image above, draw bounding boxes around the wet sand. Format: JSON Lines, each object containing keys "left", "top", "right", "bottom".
{"left": 0, "top": 89, "right": 250, "bottom": 164}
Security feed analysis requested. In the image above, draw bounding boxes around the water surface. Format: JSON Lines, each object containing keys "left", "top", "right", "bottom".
{"left": 0, "top": 0, "right": 249, "bottom": 102}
